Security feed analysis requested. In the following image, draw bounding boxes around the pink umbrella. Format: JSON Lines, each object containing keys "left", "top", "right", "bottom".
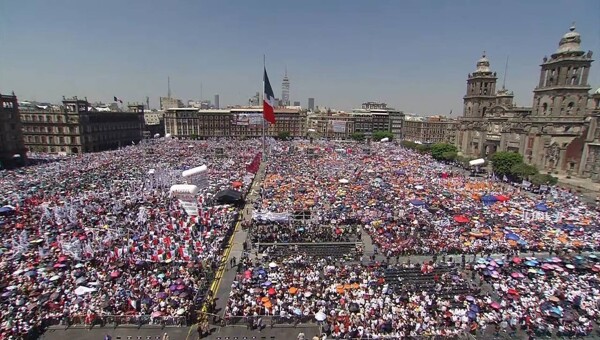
{"left": 490, "top": 302, "right": 501, "bottom": 310}
{"left": 151, "top": 311, "right": 162, "bottom": 317}
{"left": 510, "top": 272, "right": 524, "bottom": 279}
{"left": 110, "top": 270, "right": 120, "bottom": 278}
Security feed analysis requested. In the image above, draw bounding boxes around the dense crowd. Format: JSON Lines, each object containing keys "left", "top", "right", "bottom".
{"left": 472, "top": 253, "right": 600, "bottom": 337}
{"left": 228, "top": 139, "right": 600, "bottom": 338}
{"left": 226, "top": 253, "right": 479, "bottom": 338}
{"left": 0, "top": 139, "right": 260, "bottom": 339}
{"left": 3, "top": 137, "right": 600, "bottom": 339}
{"left": 253, "top": 141, "right": 599, "bottom": 256}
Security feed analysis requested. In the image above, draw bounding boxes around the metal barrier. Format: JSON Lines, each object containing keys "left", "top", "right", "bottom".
{"left": 220, "top": 314, "right": 314, "bottom": 328}
{"left": 52, "top": 314, "right": 188, "bottom": 328}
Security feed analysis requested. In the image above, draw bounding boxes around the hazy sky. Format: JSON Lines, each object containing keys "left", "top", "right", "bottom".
{"left": 1, "top": 0, "right": 599, "bottom": 114}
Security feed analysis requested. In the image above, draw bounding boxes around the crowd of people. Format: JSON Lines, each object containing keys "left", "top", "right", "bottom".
{"left": 226, "top": 253, "right": 480, "bottom": 338}
{"left": 0, "top": 139, "right": 260, "bottom": 339}
{"left": 472, "top": 253, "right": 600, "bottom": 337}
{"left": 252, "top": 141, "right": 599, "bottom": 256}
{"left": 2, "top": 137, "right": 600, "bottom": 339}
{"left": 227, "top": 139, "right": 600, "bottom": 338}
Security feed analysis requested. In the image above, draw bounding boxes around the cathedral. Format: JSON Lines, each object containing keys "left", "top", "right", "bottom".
{"left": 456, "top": 25, "right": 600, "bottom": 182}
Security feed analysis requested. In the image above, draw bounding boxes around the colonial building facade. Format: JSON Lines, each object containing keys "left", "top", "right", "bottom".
{"left": 403, "top": 116, "right": 458, "bottom": 144}
{"left": 21, "top": 97, "right": 145, "bottom": 154}
{"left": 0, "top": 93, "right": 26, "bottom": 168}
{"left": 164, "top": 107, "right": 307, "bottom": 139}
{"left": 456, "top": 25, "right": 599, "bottom": 181}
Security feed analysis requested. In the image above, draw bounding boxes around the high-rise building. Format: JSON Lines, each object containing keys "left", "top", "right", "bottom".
{"left": 0, "top": 92, "right": 26, "bottom": 168}
{"left": 214, "top": 94, "right": 220, "bottom": 109}
{"left": 293, "top": 101, "right": 301, "bottom": 107}
{"left": 308, "top": 98, "right": 315, "bottom": 111}
{"left": 249, "top": 92, "right": 260, "bottom": 106}
{"left": 160, "top": 97, "right": 183, "bottom": 110}
{"left": 281, "top": 69, "right": 290, "bottom": 106}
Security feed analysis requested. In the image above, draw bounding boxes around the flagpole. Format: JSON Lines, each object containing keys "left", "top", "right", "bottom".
{"left": 262, "top": 55, "right": 266, "bottom": 161}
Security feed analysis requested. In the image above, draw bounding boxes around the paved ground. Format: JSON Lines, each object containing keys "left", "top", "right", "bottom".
{"left": 41, "top": 324, "right": 319, "bottom": 340}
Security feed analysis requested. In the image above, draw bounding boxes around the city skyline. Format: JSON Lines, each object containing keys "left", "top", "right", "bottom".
{"left": 1, "top": 0, "right": 599, "bottom": 114}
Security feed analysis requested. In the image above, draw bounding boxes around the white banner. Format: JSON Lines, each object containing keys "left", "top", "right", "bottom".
{"left": 330, "top": 121, "right": 346, "bottom": 133}
{"left": 252, "top": 211, "right": 291, "bottom": 222}
{"left": 233, "top": 114, "right": 263, "bottom": 126}
{"left": 172, "top": 192, "right": 199, "bottom": 216}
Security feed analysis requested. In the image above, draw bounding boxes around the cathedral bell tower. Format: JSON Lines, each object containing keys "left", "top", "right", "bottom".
{"left": 533, "top": 25, "right": 593, "bottom": 116}
{"left": 463, "top": 53, "right": 498, "bottom": 118}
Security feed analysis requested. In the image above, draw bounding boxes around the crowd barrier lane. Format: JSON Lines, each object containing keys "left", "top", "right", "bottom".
{"left": 221, "top": 314, "right": 315, "bottom": 328}
{"left": 50, "top": 315, "right": 187, "bottom": 328}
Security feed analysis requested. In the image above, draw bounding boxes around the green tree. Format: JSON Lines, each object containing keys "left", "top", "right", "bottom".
{"left": 430, "top": 143, "right": 458, "bottom": 161}
{"left": 441, "top": 151, "right": 458, "bottom": 161}
{"left": 372, "top": 131, "right": 394, "bottom": 141}
{"left": 490, "top": 151, "right": 523, "bottom": 176}
{"left": 350, "top": 132, "right": 365, "bottom": 141}
{"left": 510, "top": 163, "right": 538, "bottom": 180}
{"left": 531, "top": 173, "right": 558, "bottom": 186}
{"left": 416, "top": 144, "right": 431, "bottom": 154}
{"left": 277, "top": 131, "right": 291, "bottom": 140}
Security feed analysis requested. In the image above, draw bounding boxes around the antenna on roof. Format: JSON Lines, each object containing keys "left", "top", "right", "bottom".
{"left": 168, "top": 76, "right": 171, "bottom": 98}
{"left": 502, "top": 55, "right": 509, "bottom": 90}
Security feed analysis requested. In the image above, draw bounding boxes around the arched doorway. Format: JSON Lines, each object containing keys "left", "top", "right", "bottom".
{"left": 71, "top": 147, "right": 79, "bottom": 154}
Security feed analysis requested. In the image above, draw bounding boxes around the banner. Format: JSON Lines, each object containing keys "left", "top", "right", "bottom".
{"left": 170, "top": 185, "right": 200, "bottom": 216}
{"left": 176, "top": 192, "right": 199, "bottom": 216}
{"left": 252, "top": 211, "right": 290, "bottom": 222}
{"left": 329, "top": 121, "right": 346, "bottom": 133}
{"left": 232, "top": 114, "right": 263, "bottom": 126}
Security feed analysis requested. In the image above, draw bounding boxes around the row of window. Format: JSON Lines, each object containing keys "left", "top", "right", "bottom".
{"left": 25, "top": 135, "right": 79, "bottom": 144}
{"left": 21, "top": 114, "right": 67, "bottom": 123}
{"left": 23, "top": 126, "right": 78, "bottom": 134}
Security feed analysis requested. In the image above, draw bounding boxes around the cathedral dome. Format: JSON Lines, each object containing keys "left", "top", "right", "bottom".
{"left": 556, "top": 25, "right": 582, "bottom": 54}
{"left": 475, "top": 53, "right": 491, "bottom": 73}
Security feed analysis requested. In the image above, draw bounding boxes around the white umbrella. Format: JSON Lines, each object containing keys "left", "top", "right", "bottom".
{"left": 338, "top": 179, "right": 349, "bottom": 184}
{"left": 269, "top": 262, "right": 278, "bottom": 268}
{"left": 49, "top": 275, "right": 60, "bottom": 281}
{"left": 315, "top": 311, "right": 327, "bottom": 321}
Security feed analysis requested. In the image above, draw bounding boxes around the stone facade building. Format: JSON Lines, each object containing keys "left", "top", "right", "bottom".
{"left": 306, "top": 108, "right": 404, "bottom": 140}
{"left": 456, "top": 25, "right": 599, "bottom": 181}
{"left": 0, "top": 93, "right": 26, "bottom": 168}
{"left": 164, "top": 107, "right": 307, "bottom": 139}
{"left": 21, "top": 97, "right": 145, "bottom": 154}
{"left": 403, "top": 116, "right": 458, "bottom": 144}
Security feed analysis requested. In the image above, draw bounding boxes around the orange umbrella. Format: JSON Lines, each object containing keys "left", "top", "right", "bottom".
{"left": 232, "top": 181, "right": 242, "bottom": 188}
{"left": 261, "top": 297, "right": 270, "bottom": 303}
{"left": 289, "top": 287, "right": 298, "bottom": 295}
{"left": 264, "top": 301, "right": 272, "bottom": 308}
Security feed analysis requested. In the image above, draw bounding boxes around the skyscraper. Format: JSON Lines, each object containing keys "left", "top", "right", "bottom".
{"left": 214, "top": 94, "right": 220, "bottom": 109}
{"left": 281, "top": 69, "right": 290, "bottom": 106}
{"left": 308, "top": 98, "right": 315, "bottom": 111}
